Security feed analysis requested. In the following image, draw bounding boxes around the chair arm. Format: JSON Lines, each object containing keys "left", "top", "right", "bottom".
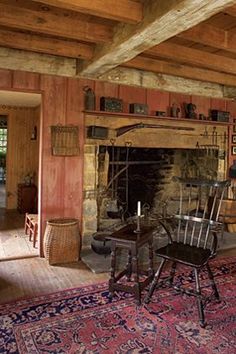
{"left": 209, "top": 230, "right": 218, "bottom": 256}
{"left": 209, "top": 221, "right": 223, "bottom": 256}
{"left": 156, "top": 217, "right": 175, "bottom": 243}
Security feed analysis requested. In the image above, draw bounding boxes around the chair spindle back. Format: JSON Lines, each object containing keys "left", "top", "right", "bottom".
{"left": 173, "top": 177, "right": 230, "bottom": 250}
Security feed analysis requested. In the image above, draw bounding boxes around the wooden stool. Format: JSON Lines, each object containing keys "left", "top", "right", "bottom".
{"left": 25, "top": 213, "right": 38, "bottom": 248}
{"left": 108, "top": 223, "right": 155, "bottom": 304}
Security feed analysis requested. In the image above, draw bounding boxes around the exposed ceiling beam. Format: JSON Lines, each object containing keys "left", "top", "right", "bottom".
{"left": 78, "top": 0, "right": 236, "bottom": 77}
{"left": 32, "top": 0, "right": 143, "bottom": 24}
{"left": 98, "top": 67, "right": 236, "bottom": 99}
{"left": 0, "top": 28, "right": 94, "bottom": 59}
{"left": 179, "top": 24, "right": 236, "bottom": 54}
{"left": 0, "top": 3, "right": 112, "bottom": 43}
{"left": 0, "top": 47, "right": 76, "bottom": 76}
{"left": 146, "top": 42, "right": 236, "bottom": 75}
{"left": 123, "top": 55, "right": 236, "bottom": 86}
{"left": 0, "top": 47, "right": 236, "bottom": 99}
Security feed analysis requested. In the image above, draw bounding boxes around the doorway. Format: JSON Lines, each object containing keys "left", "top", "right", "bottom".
{"left": 0, "top": 115, "right": 7, "bottom": 208}
{"left": 0, "top": 90, "right": 41, "bottom": 260}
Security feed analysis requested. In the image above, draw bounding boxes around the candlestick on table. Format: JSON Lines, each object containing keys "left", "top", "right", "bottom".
{"left": 134, "top": 201, "right": 141, "bottom": 233}
{"left": 137, "top": 201, "right": 141, "bottom": 216}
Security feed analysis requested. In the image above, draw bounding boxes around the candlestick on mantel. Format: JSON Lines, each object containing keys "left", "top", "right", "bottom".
{"left": 137, "top": 201, "right": 141, "bottom": 216}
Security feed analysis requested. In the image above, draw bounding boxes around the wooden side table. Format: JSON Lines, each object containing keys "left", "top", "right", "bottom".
{"left": 108, "top": 223, "right": 155, "bottom": 304}
{"left": 17, "top": 184, "right": 37, "bottom": 213}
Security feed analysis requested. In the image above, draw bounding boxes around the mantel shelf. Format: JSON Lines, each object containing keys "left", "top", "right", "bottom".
{"left": 84, "top": 110, "right": 231, "bottom": 126}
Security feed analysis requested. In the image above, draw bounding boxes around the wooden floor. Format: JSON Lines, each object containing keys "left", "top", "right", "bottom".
{"left": 0, "top": 209, "right": 109, "bottom": 304}
{"left": 0, "top": 209, "right": 235, "bottom": 305}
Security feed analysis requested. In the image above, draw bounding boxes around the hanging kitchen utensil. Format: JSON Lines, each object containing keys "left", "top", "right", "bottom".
{"left": 106, "top": 139, "right": 120, "bottom": 218}
{"left": 125, "top": 142, "right": 132, "bottom": 212}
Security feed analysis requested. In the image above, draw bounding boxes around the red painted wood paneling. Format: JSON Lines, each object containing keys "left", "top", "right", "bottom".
{"left": 226, "top": 100, "right": 236, "bottom": 121}
{"left": 210, "top": 98, "right": 227, "bottom": 112}
{"left": 64, "top": 78, "right": 92, "bottom": 225}
{"left": 39, "top": 75, "right": 67, "bottom": 244}
{"left": 191, "top": 95, "right": 211, "bottom": 119}
{"left": 94, "top": 81, "right": 119, "bottom": 111}
{"left": 0, "top": 69, "right": 12, "bottom": 89}
{"left": 13, "top": 71, "right": 40, "bottom": 91}
{"left": 119, "top": 85, "right": 146, "bottom": 113}
{"left": 169, "top": 92, "right": 191, "bottom": 118}
{"left": 147, "top": 89, "right": 170, "bottom": 116}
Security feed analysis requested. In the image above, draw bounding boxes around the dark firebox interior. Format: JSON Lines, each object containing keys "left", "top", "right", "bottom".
{"left": 99, "top": 145, "right": 219, "bottom": 219}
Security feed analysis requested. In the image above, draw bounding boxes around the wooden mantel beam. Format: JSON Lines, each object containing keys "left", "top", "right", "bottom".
{"left": 1, "top": 47, "right": 236, "bottom": 99}
{"left": 79, "top": 0, "right": 236, "bottom": 77}
{"left": 33, "top": 0, "right": 143, "bottom": 24}
{"left": 146, "top": 42, "right": 236, "bottom": 75}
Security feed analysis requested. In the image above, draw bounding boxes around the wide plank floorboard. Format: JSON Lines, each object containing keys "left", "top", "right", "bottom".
{"left": 0, "top": 208, "right": 235, "bottom": 304}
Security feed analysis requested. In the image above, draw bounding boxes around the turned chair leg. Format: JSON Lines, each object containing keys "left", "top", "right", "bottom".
{"left": 206, "top": 263, "right": 220, "bottom": 301}
{"left": 144, "top": 258, "right": 166, "bottom": 303}
{"left": 194, "top": 268, "right": 205, "bottom": 328}
{"left": 168, "top": 261, "right": 177, "bottom": 285}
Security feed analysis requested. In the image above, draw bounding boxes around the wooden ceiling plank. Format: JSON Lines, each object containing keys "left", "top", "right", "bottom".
{"left": 179, "top": 24, "right": 236, "bottom": 54}
{"left": 224, "top": 4, "right": 236, "bottom": 16}
{"left": 0, "top": 29, "right": 94, "bottom": 59}
{"left": 146, "top": 42, "right": 236, "bottom": 75}
{"left": 79, "top": 0, "right": 236, "bottom": 77}
{"left": 0, "top": 3, "right": 112, "bottom": 43}
{"left": 123, "top": 55, "right": 236, "bottom": 86}
{"left": 32, "top": 0, "right": 143, "bottom": 24}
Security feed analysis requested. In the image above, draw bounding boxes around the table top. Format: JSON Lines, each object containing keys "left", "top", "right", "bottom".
{"left": 108, "top": 223, "right": 156, "bottom": 243}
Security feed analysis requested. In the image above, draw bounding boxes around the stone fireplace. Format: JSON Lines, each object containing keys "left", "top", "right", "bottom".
{"left": 82, "top": 113, "right": 228, "bottom": 246}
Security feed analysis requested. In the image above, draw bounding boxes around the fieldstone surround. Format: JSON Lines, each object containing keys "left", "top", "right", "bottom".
{"left": 82, "top": 116, "right": 228, "bottom": 247}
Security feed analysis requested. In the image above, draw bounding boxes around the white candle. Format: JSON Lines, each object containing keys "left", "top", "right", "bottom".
{"left": 137, "top": 201, "right": 141, "bottom": 216}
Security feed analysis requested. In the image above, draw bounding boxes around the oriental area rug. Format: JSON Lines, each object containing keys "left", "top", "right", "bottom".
{"left": 1, "top": 257, "right": 236, "bottom": 354}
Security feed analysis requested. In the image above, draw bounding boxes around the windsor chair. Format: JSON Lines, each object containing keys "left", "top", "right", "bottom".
{"left": 144, "top": 177, "right": 230, "bottom": 327}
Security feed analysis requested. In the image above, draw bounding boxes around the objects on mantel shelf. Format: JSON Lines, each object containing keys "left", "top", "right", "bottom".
{"left": 210, "top": 110, "right": 230, "bottom": 122}
{"left": 155, "top": 111, "right": 166, "bottom": 117}
{"left": 184, "top": 103, "right": 197, "bottom": 119}
{"left": 129, "top": 103, "right": 148, "bottom": 115}
{"left": 100, "top": 97, "right": 123, "bottom": 113}
{"left": 83, "top": 86, "right": 95, "bottom": 111}
{"left": 170, "top": 103, "right": 180, "bottom": 118}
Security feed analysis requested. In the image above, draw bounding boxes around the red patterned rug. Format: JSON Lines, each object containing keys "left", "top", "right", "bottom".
{"left": 1, "top": 256, "right": 236, "bottom": 353}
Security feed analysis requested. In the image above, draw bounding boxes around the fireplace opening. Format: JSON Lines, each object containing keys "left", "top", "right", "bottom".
{"left": 97, "top": 145, "right": 219, "bottom": 229}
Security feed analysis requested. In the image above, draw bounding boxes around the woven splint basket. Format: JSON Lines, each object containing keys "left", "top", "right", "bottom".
{"left": 44, "top": 218, "right": 80, "bottom": 265}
